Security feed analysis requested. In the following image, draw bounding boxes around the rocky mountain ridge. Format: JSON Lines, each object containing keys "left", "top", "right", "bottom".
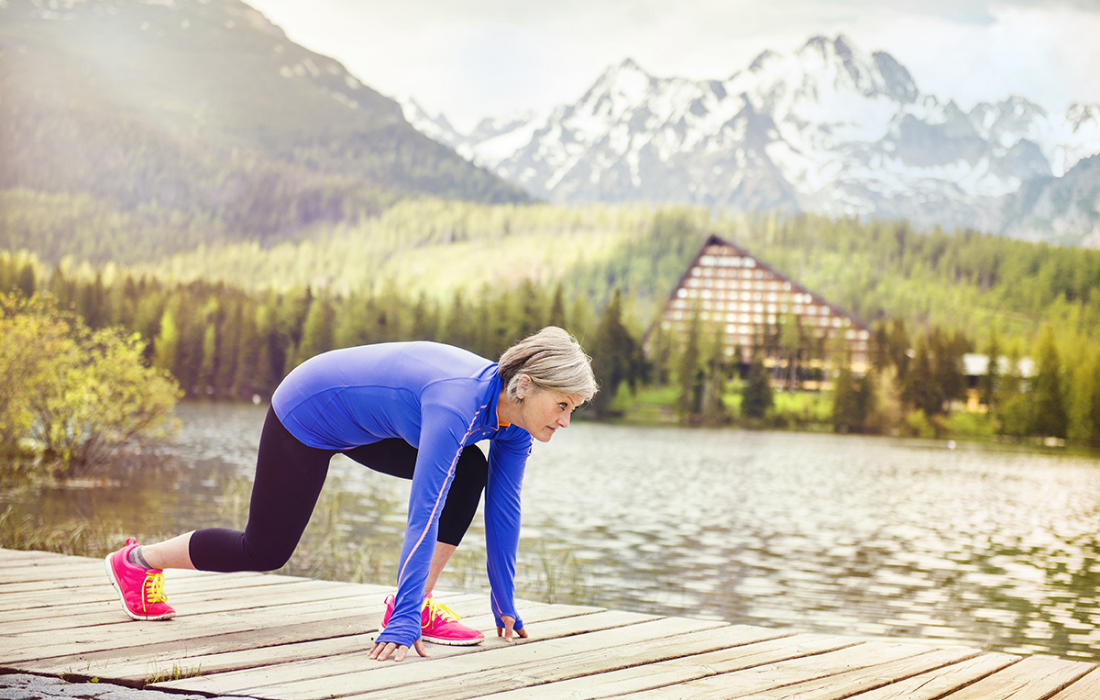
{"left": 404, "top": 35, "right": 1100, "bottom": 247}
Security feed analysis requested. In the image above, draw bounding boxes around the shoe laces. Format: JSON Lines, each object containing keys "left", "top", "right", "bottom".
{"left": 143, "top": 571, "right": 168, "bottom": 607}
{"left": 423, "top": 597, "right": 460, "bottom": 625}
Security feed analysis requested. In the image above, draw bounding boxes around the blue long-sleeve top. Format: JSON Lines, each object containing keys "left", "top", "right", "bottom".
{"left": 271, "top": 341, "right": 532, "bottom": 647}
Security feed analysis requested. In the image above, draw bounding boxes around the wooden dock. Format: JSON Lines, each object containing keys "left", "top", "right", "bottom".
{"left": 3, "top": 547, "right": 1099, "bottom": 699}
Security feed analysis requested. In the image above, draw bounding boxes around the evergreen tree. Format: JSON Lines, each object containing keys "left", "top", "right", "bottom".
{"left": 931, "top": 328, "right": 968, "bottom": 409}
{"left": 152, "top": 303, "right": 179, "bottom": 377}
{"left": 46, "top": 265, "right": 75, "bottom": 310}
{"left": 213, "top": 300, "right": 242, "bottom": 395}
{"left": 646, "top": 321, "right": 673, "bottom": 387}
{"left": 980, "top": 327, "right": 1001, "bottom": 410}
{"left": 411, "top": 292, "right": 438, "bottom": 341}
{"left": 442, "top": 290, "right": 472, "bottom": 350}
{"left": 902, "top": 339, "right": 943, "bottom": 415}
{"left": 700, "top": 324, "right": 730, "bottom": 424}
{"left": 887, "top": 318, "right": 911, "bottom": 381}
{"left": 548, "top": 284, "right": 568, "bottom": 330}
{"left": 742, "top": 353, "right": 773, "bottom": 420}
{"left": 515, "top": 280, "right": 544, "bottom": 340}
{"left": 79, "top": 272, "right": 108, "bottom": 330}
{"left": 588, "top": 289, "right": 643, "bottom": 417}
{"left": 832, "top": 363, "right": 860, "bottom": 432}
{"left": 197, "top": 323, "right": 218, "bottom": 395}
{"left": 1032, "top": 326, "right": 1068, "bottom": 438}
{"left": 16, "top": 263, "right": 36, "bottom": 298}
{"left": 677, "top": 310, "right": 701, "bottom": 420}
{"left": 1088, "top": 352, "right": 1100, "bottom": 447}
{"left": 231, "top": 303, "right": 263, "bottom": 400}
{"left": 297, "top": 295, "right": 336, "bottom": 364}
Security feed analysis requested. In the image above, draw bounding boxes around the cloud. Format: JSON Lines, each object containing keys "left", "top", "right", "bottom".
{"left": 246, "top": 0, "right": 1100, "bottom": 129}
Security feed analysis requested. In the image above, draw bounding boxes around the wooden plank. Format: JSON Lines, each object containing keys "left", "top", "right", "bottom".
{"left": 0, "top": 548, "right": 80, "bottom": 563}
{"left": 362, "top": 623, "right": 798, "bottom": 700}
{"left": 0, "top": 594, "right": 390, "bottom": 664}
{"left": 730, "top": 646, "right": 983, "bottom": 699}
{"left": 0, "top": 573, "right": 360, "bottom": 618}
{"left": 154, "top": 609, "right": 659, "bottom": 695}
{"left": 415, "top": 632, "right": 856, "bottom": 700}
{"left": 5, "top": 576, "right": 382, "bottom": 621}
{"left": 115, "top": 603, "right": 607, "bottom": 684}
{"left": 936, "top": 655, "right": 1094, "bottom": 700}
{"left": 17, "top": 614, "right": 383, "bottom": 677}
{"left": 158, "top": 613, "right": 714, "bottom": 698}
{"left": 845, "top": 653, "right": 1021, "bottom": 700}
{"left": 1047, "top": 666, "right": 1100, "bottom": 700}
{"left": 1, "top": 579, "right": 392, "bottom": 634}
{"left": 610, "top": 641, "right": 943, "bottom": 700}
{"left": 271, "top": 620, "right": 749, "bottom": 700}
{"left": 0, "top": 562, "right": 138, "bottom": 583}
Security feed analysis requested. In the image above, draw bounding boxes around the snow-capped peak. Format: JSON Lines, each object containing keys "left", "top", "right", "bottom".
{"left": 400, "top": 34, "right": 1100, "bottom": 245}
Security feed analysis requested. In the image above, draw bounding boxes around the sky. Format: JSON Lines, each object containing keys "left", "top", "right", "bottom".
{"left": 245, "top": 0, "right": 1100, "bottom": 132}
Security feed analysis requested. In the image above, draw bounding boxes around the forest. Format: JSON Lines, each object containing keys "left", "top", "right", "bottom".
{"left": 2, "top": 200, "right": 1099, "bottom": 451}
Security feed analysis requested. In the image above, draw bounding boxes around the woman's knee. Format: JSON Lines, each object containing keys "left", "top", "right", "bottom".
{"left": 241, "top": 539, "right": 297, "bottom": 571}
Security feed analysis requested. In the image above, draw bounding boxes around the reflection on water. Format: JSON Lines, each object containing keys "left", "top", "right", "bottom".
{"left": 4, "top": 401, "right": 1100, "bottom": 661}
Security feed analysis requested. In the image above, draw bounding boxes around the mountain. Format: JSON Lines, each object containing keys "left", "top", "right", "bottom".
{"left": 1000, "top": 154, "right": 1100, "bottom": 247}
{"left": 404, "top": 36, "right": 1100, "bottom": 247}
{"left": 0, "top": 0, "right": 527, "bottom": 263}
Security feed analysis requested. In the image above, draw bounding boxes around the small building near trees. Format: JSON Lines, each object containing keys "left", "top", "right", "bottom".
{"left": 652, "top": 234, "right": 871, "bottom": 390}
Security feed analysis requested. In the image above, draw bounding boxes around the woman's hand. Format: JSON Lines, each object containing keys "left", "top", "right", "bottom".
{"left": 369, "top": 639, "right": 430, "bottom": 662}
{"left": 497, "top": 615, "right": 529, "bottom": 643}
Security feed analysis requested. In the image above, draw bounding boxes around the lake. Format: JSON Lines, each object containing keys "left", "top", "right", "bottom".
{"left": 5, "top": 401, "right": 1100, "bottom": 662}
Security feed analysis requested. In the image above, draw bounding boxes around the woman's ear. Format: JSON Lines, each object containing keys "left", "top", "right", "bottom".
{"left": 515, "top": 374, "right": 533, "bottom": 401}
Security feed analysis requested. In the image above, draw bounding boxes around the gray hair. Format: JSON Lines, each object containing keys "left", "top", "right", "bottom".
{"left": 497, "top": 327, "right": 598, "bottom": 403}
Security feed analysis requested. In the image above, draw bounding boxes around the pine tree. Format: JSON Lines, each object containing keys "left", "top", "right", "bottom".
{"left": 742, "top": 353, "right": 773, "bottom": 420}
{"left": 548, "top": 284, "right": 568, "bottom": 330}
{"left": 515, "top": 280, "right": 544, "bottom": 340}
{"left": 1088, "top": 352, "right": 1100, "bottom": 447}
{"left": 196, "top": 323, "right": 217, "bottom": 395}
{"left": 646, "top": 321, "right": 673, "bottom": 387}
{"left": 980, "top": 327, "right": 1001, "bottom": 410}
{"left": 700, "top": 323, "right": 730, "bottom": 424}
{"left": 832, "top": 363, "right": 860, "bottom": 432}
{"left": 152, "top": 303, "right": 179, "bottom": 378}
{"left": 231, "top": 303, "right": 262, "bottom": 400}
{"left": 588, "top": 289, "right": 643, "bottom": 417}
{"left": 297, "top": 295, "right": 336, "bottom": 364}
{"left": 1032, "top": 326, "right": 1068, "bottom": 438}
{"left": 931, "top": 328, "right": 968, "bottom": 409}
{"left": 442, "top": 290, "right": 471, "bottom": 350}
{"left": 902, "top": 339, "right": 943, "bottom": 415}
{"left": 677, "top": 310, "right": 702, "bottom": 420}
{"left": 16, "top": 263, "right": 36, "bottom": 298}
{"left": 213, "top": 300, "right": 242, "bottom": 396}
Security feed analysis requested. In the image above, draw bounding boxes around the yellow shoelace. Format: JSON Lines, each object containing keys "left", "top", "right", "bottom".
{"left": 423, "top": 598, "right": 460, "bottom": 626}
{"left": 143, "top": 571, "right": 168, "bottom": 611}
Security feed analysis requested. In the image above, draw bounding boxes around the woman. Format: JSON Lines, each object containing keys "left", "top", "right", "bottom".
{"left": 105, "top": 327, "right": 597, "bottom": 662}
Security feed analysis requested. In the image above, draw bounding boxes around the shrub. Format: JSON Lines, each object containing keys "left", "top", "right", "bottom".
{"left": 0, "top": 294, "right": 182, "bottom": 475}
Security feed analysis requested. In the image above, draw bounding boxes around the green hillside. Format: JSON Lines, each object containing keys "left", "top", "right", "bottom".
{"left": 0, "top": 0, "right": 527, "bottom": 264}
{"left": 108, "top": 200, "right": 1099, "bottom": 350}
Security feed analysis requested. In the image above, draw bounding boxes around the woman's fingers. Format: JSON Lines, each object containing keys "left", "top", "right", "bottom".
{"left": 369, "top": 639, "right": 431, "bottom": 662}
{"left": 497, "top": 615, "right": 529, "bottom": 642}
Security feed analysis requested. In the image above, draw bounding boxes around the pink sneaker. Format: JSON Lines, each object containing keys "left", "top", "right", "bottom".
{"left": 381, "top": 594, "right": 484, "bottom": 646}
{"left": 104, "top": 538, "right": 175, "bottom": 621}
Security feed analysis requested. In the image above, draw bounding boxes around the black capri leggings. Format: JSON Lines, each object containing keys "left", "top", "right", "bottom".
{"left": 189, "top": 406, "right": 488, "bottom": 572}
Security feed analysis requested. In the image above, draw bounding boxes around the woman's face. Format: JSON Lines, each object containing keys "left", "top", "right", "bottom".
{"left": 514, "top": 388, "right": 582, "bottom": 442}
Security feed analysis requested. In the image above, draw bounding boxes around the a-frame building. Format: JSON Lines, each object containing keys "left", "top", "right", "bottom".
{"left": 654, "top": 235, "right": 871, "bottom": 387}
